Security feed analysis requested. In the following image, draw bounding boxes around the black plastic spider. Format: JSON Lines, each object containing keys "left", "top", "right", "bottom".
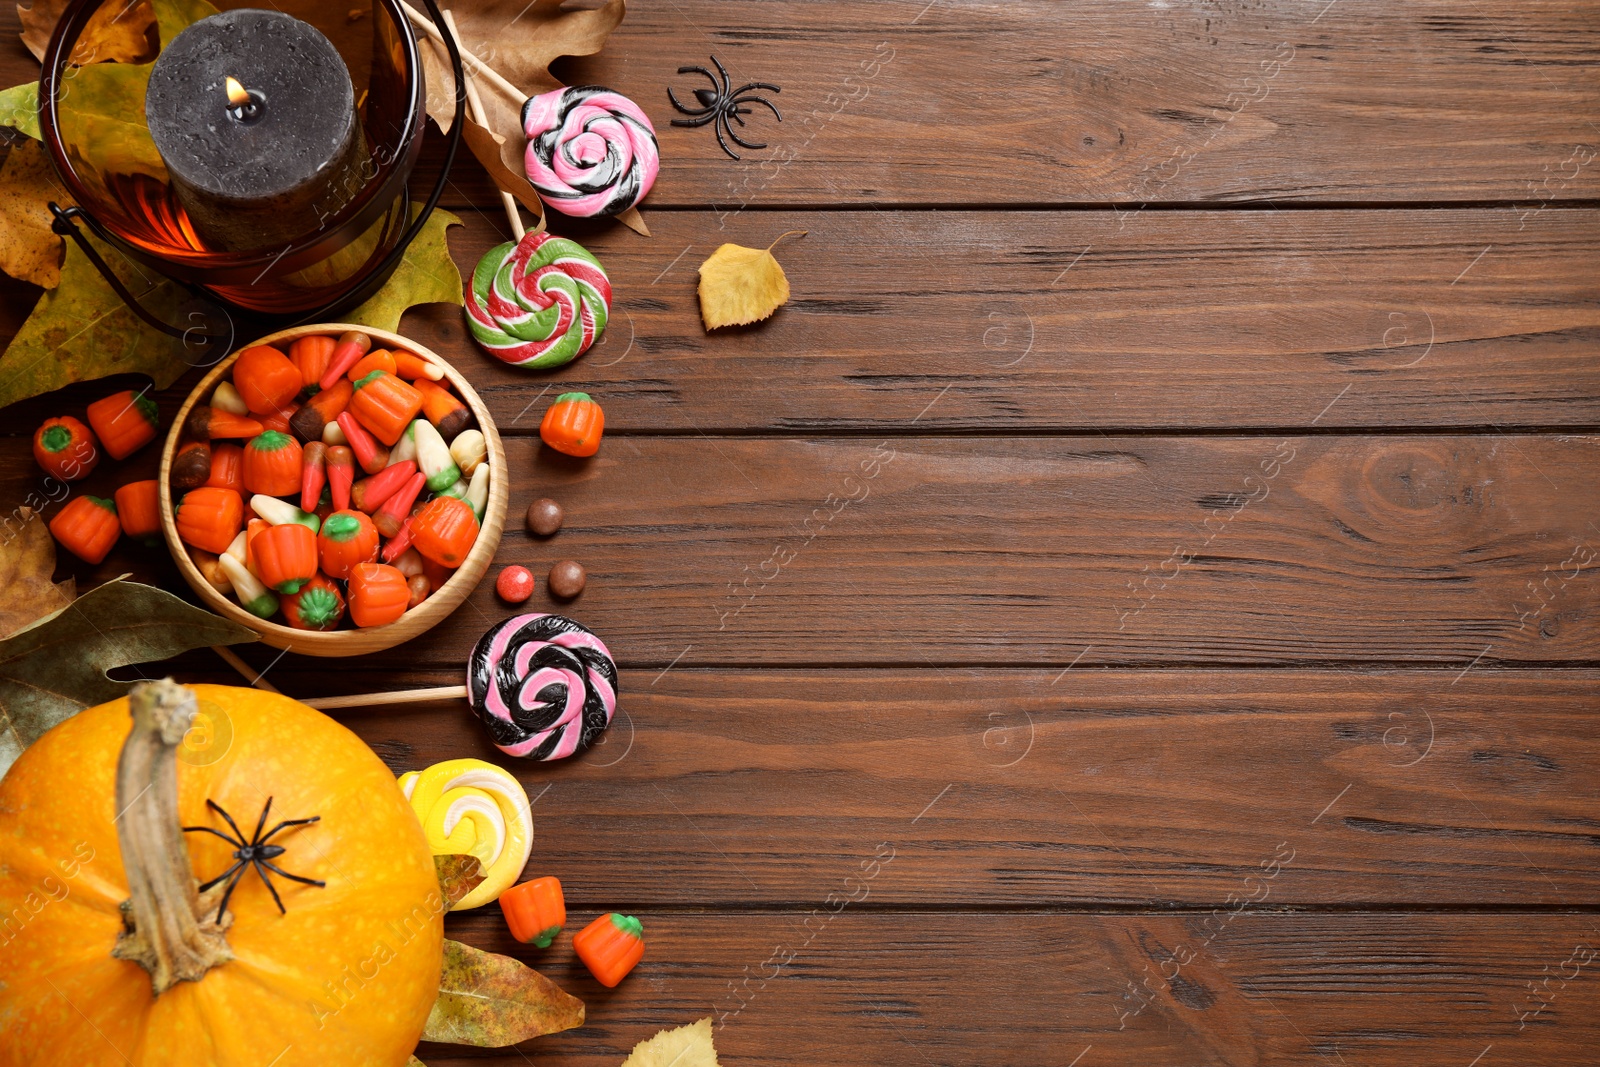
{"left": 668, "top": 54, "right": 781, "bottom": 160}
{"left": 184, "top": 797, "right": 325, "bottom": 922}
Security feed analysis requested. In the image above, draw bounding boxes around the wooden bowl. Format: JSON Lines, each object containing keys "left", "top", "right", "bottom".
{"left": 159, "top": 324, "right": 508, "bottom": 657}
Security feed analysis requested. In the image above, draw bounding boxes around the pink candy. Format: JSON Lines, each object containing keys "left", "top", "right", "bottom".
{"left": 522, "top": 86, "right": 658, "bottom": 218}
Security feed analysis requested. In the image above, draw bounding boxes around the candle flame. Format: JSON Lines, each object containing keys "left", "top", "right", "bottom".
{"left": 225, "top": 77, "right": 250, "bottom": 107}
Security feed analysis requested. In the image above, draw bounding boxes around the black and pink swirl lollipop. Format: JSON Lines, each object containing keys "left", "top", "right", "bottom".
{"left": 522, "top": 85, "right": 659, "bottom": 218}
{"left": 466, "top": 613, "right": 618, "bottom": 761}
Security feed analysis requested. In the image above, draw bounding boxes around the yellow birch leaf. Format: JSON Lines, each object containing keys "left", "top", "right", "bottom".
{"left": 0, "top": 139, "right": 70, "bottom": 287}
{"left": 697, "top": 231, "right": 805, "bottom": 330}
{"left": 620, "top": 1017, "right": 720, "bottom": 1067}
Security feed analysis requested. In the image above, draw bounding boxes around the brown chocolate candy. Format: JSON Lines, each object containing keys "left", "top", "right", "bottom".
{"left": 547, "top": 559, "right": 586, "bottom": 599}
{"left": 526, "top": 497, "right": 563, "bottom": 536}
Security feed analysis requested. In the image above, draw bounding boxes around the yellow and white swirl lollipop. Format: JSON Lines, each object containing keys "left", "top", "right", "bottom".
{"left": 399, "top": 758, "right": 533, "bottom": 910}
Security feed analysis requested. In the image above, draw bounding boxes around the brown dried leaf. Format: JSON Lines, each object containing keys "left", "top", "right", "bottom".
{"left": 620, "top": 1018, "right": 720, "bottom": 1067}
{"left": 433, "top": 853, "right": 486, "bottom": 909}
{"left": 421, "top": 36, "right": 544, "bottom": 233}
{"left": 418, "top": 2, "right": 629, "bottom": 234}
{"left": 697, "top": 232, "right": 805, "bottom": 330}
{"left": 424, "top": 938, "right": 585, "bottom": 1047}
{"left": 0, "top": 509, "right": 74, "bottom": 641}
{"left": 0, "top": 577, "right": 258, "bottom": 777}
{"left": 17, "top": 0, "right": 155, "bottom": 64}
{"left": 0, "top": 139, "right": 69, "bottom": 287}
{"left": 445, "top": 0, "right": 625, "bottom": 96}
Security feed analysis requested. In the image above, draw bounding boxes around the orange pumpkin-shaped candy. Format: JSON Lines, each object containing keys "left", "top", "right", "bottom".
{"left": 113, "top": 480, "right": 162, "bottom": 543}
{"left": 232, "top": 344, "right": 302, "bottom": 416}
{"left": 251, "top": 522, "right": 318, "bottom": 594}
{"left": 242, "top": 431, "right": 304, "bottom": 497}
{"left": 175, "top": 486, "right": 243, "bottom": 555}
{"left": 86, "top": 390, "right": 160, "bottom": 460}
{"left": 0, "top": 680, "right": 443, "bottom": 1067}
{"left": 206, "top": 442, "right": 245, "bottom": 494}
{"left": 410, "top": 496, "right": 479, "bottom": 569}
{"left": 318, "top": 509, "right": 380, "bottom": 580}
{"left": 348, "top": 562, "right": 410, "bottom": 627}
{"left": 32, "top": 416, "right": 99, "bottom": 481}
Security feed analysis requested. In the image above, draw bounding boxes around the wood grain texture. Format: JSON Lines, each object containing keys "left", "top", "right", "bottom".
{"left": 449, "top": 0, "right": 1600, "bottom": 207}
{"left": 4, "top": 2, "right": 1599, "bottom": 210}
{"left": 7, "top": 433, "right": 1598, "bottom": 667}
{"left": 412, "top": 912, "right": 1600, "bottom": 1066}
{"left": 4, "top": 207, "right": 1597, "bottom": 434}
{"left": 211, "top": 666, "right": 1600, "bottom": 907}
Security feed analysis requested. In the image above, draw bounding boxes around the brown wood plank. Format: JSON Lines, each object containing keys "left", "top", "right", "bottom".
{"left": 412, "top": 912, "right": 1600, "bottom": 1066}
{"left": 453, "top": 0, "right": 1600, "bottom": 207}
{"left": 193, "top": 666, "right": 1600, "bottom": 908}
{"left": 4, "top": 207, "right": 1599, "bottom": 434}
{"left": 7, "top": 433, "right": 1597, "bottom": 668}
{"left": 4, "top": 3, "right": 1598, "bottom": 209}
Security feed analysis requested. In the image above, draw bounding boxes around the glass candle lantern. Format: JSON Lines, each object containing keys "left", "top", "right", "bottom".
{"left": 38, "top": 0, "right": 463, "bottom": 326}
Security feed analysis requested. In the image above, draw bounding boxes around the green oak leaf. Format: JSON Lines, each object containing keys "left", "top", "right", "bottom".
{"left": 423, "top": 938, "right": 585, "bottom": 1047}
{"left": 345, "top": 206, "right": 464, "bottom": 334}
{"left": 55, "top": 58, "right": 166, "bottom": 181}
{"left": 0, "top": 226, "right": 196, "bottom": 409}
{"left": 0, "top": 577, "right": 258, "bottom": 778}
{"left": 0, "top": 83, "right": 41, "bottom": 140}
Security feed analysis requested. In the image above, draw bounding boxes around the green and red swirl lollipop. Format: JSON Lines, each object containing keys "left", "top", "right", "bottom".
{"left": 465, "top": 231, "right": 611, "bottom": 370}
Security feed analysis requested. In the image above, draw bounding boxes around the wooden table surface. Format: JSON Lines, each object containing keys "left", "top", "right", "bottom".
{"left": 4, "top": 2, "right": 1599, "bottom": 1063}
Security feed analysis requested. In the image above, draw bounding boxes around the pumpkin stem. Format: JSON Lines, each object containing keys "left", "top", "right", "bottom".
{"left": 111, "top": 679, "right": 234, "bottom": 994}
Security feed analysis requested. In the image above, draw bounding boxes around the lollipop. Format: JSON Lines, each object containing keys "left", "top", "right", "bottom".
{"left": 399, "top": 758, "right": 533, "bottom": 910}
{"left": 469, "top": 613, "right": 618, "bottom": 761}
{"left": 466, "top": 231, "right": 611, "bottom": 369}
{"left": 522, "top": 85, "right": 659, "bottom": 218}
{"left": 303, "top": 613, "right": 619, "bottom": 764}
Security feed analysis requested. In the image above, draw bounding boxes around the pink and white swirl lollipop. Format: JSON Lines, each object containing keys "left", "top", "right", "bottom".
{"left": 522, "top": 85, "right": 659, "bottom": 218}
{"left": 467, "top": 613, "right": 618, "bottom": 761}
{"left": 303, "top": 613, "right": 618, "bottom": 764}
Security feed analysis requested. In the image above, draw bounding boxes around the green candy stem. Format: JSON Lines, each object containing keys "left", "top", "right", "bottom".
{"left": 294, "top": 586, "right": 342, "bottom": 629}
{"left": 609, "top": 913, "right": 643, "bottom": 940}
{"left": 40, "top": 425, "right": 74, "bottom": 453}
{"left": 322, "top": 512, "right": 361, "bottom": 542}
{"left": 251, "top": 430, "right": 293, "bottom": 452}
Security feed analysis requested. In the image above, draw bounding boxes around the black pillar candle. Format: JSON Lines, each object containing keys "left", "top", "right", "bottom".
{"left": 144, "top": 9, "right": 365, "bottom": 252}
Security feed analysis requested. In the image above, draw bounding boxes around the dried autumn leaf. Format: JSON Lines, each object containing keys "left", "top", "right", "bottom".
{"left": 0, "top": 509, "right": 74, "bottom": 641}
{"left": 620, "top": 1018, "right": 720, "bottom": 1067}
{"left": 345, "top": 205, "right": 464, "bottom": 333}
{"left": 0, "top": 577, "right": 258, "bottom": 777}
{"left": 424, "top": 938, "right": 585, "bottom": 1047}
{"left": 0, "top": 82, "right": 41, "bottom": 139}
{"left": 0, "top": 225, "right": 193, "bottom": 410}
{"left": 407, "top": 1059, "right": 426, "bottom": 1067}
{"left": 697, "top": 231, "right": 805, "bottom": 330}
{"left": 55, "top": 58, "right": 168, "bottom": 180}
{"left": 417, "top": 1, "right": 651, "bottom": 236}
{"left": 17, "top": 0, "right": 155, "bottom": 65}
{"left": 420, "top": 36, "right": 544, "bottom": 231}
{"left": 0, "top": 139, "right": 70, "bottom": 287}
{"left": 433, "top": 853, "right": 486, "bottom": 909}
{"left": 48, "top": 0, "right": 224, "bottom": 185}
{"left": 429, "top": 0, "right": 624, "bottom": 103}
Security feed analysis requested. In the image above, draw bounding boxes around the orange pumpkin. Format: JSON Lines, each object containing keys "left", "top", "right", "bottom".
{"left": 0, "top": 680, "right": 442, "bottom": 1066}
